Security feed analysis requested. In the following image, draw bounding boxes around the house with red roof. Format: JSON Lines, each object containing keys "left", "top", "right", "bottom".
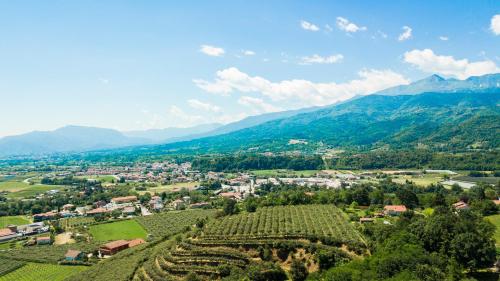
{"left": 383, "top": 205, "right": 407, "bottom": 216}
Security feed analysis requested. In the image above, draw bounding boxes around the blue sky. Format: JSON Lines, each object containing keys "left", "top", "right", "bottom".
{"left": 0, "top": 0, "right": 499, "bottom": 137}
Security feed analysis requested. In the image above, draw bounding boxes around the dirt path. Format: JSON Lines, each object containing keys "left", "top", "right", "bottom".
{"left": 55, "top": 232, "right": 75, "bottom": 245}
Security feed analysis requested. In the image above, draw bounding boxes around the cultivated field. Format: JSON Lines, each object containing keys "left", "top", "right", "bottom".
{"left": 89, "top": 220, "right": 148, "bottom": 241}
{"left": 0, "top": 216, "right": 30, "bottom": 228}
{"left": 135, "top": 209, "right": 217, "bottom": 239}
{"left": 0, "top": 263, "right": 86, "bottom": 281}
{"left": 60, "top": 217, "right": 96, "bottom": 229}
{"left": 204, "top": 204, "right": 364, "bottom": 245}
{"left": 139, "top": 181, "right": 200, "bottom": 194}
{"left": 0, "top": 181, "right": 65, "bottom": 198}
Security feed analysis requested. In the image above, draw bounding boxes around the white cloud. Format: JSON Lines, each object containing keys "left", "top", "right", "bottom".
{"left": 238, "top": 96, "right": 282, "bottom": 114}
{"left": 187, "top": 99, "right": 221, "bottom": 113}
{"left": 300, "top": 20, "right": 319, "bottom": 31}
{"left": 398, "top": 26, "right": 412, "bottom": 41}
{"left": 491, "top": 14, "right": 500, "bottom": 35}
{"left": 193, "top": 67, "right": 409, "bottom": 106}
{"left": 199, "top": 45, "right": 225, "bottom": 57}
{"left": 300, "top": 54, "right": 344, "bottom": 65}
{"left": 404, "top": 48, "right": 499, "bottom": 79}
{"left": 439, "top": 36, "right": 449, "bottom": 41}
{"left": 168, "top": 105, "right": 204, "bottom": 126}
{"left": 325, "top": 24, "right": 333, "bottom": 32}
{"left": 242, "top": 50, "right": 256, "bottom": 56}
{"left": 336, "top": 17, "right": 366, "bottom": 33}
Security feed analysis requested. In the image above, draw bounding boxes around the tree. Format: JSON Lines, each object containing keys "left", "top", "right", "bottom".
{"left": 395, "top": 187, "right": 419, "bottom": 209}
{"left": 290, "top": 259, "right": 308, "bottom": 281}
{"left": 223, "top": 198, "right": 238, "bottom": 216}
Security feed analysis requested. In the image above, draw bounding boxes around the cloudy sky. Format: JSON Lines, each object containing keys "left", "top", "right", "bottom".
{"left": 0, "top": 0, "right": 499, "bottom": 137}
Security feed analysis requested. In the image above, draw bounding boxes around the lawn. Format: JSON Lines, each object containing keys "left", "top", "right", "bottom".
{"left": 0, "top": 263, "right": 87, "bottom": 281}
{"left": 0, "top": 181, "right": 65, "bottom": 199}
{"left": 486, "top": 214, "right": 500, "bottom": 250}
{"left": 139, "top": 181, "right": 199, "bottom": 194}
{"left": 89, "top": 220, "right": 148, "bottom": 241}
{"left": 0, "top": 216, "right": 30, "bottom": 228}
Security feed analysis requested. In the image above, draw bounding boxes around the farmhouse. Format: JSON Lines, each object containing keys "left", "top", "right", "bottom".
{"left": 493, "top": 199, "right": 500, "bottom": 205}
{"left": 99, "top": 239, "right": 146, "bottom": 256}
{"left": 0, "top": 227, "right": 18, "bottom": 242}
{"left": 172, "top": 199, "right": 185, "bottom": 210}
{"left": 452, "top": 201, "right": 469, "bottom": 211}
{"left": 65, "top": 249, "right": 84, "bottom": 261}
{"left": 384, "top": 205, "right": 407, "bottom": 216}
{"left": 86, "top": 207, "right": 110, "bottom": 216}
{"left": 33, "top": 211, "right": 58, "bottom": 222}
{"left": 111, "top": 196, "right": 138, "bottom": 204}
{"left": 99, "top": 240, "right": 130, "bottom": 255}
{"left": 36, "top": 236, "right": 52, "bottom": 245}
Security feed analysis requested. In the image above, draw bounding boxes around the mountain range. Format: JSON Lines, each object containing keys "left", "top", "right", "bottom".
{"left": 0, "top": 73, "right": 499, "bottom": 158}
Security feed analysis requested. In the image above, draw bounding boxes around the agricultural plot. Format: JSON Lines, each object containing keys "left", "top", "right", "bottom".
{"left": 135, "top": 209, "right": 217, "bottom": 239}
{"left": 0, "top": 263, "right": 86, "bottom": 281}
{"left": 89, "top": 220, "right": 147, "bottom": 241}
{"left": 0, "top": 216, "right": 30, "bottom": 228}
{"left": 60, "top": 217, "right": 96, "bottom": 229}
{"left": 391, "top": 174, "right": 443, "bottom": 187}
{"left": 138, "top": 181, "right": 200, "bottom": 194}
{"left": 0, "top": 259, "right": 25, "bottom": 276}
{"left": 251, "top": 169, "right": 320, "bottom": 177}
{"left": 0, "top": 242, "right": 100, "bottom": 264}
{"left": 0, "top": 181, "right": 65, "bottom": 199}
{"left": 204, "top": 205, "right": 364, "bottom": 246}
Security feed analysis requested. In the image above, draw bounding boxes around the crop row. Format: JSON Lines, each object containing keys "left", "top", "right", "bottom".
{"left": 203, "top": 204, "right": 364, "bottom": 245}
{"left": 135, "top": 209, "right": 217, "bottom": 239}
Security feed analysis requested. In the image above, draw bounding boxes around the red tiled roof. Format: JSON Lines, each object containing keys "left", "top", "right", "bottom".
{"left": 101, "top": 240, "right": 129, "bottom": 250}
{"left": 128, "top": 238, "right": 145, "bottom": 247}
{"left": 111, "top": 196, "right": 137, "bottom": 203}
{"left": 86, "top": 207, "right": 110, "bottom": 215}
{"left": 65, "top": 249, "right": 82, "bottom": 258}
{"left": 0, "top": 228, "right": 14, "bottom": 237}
{"left": 384, "top": 205, "right": 407, "bottom": 212}
{"left": 493, "top": 200, "right": 500, "bottom": 205}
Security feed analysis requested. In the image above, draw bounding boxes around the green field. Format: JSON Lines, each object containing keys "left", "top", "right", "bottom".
{"left": 0, "top": 216, "right": 30, "bottom": 228}
{"left": 250, "top": 169, "right": 320, "bottom": 177}
{"left": 74, "top": 175, "right": 117, "bottom": 183}
{"left": 486, "top": 214, "right": 500, "bottom": 249}
{"left": 0, "top": 263, "right": 86, "bottom": 281}
{"left": 0, "top": 181, "right": 65, "bottom": 198}
{"left": 138, "top": 181, "right": 199, "bottom": 194}
{"left": 89, "top": 220, "right": 148, "bottom": 241}
{"left": 391, "top": 174, "right": 443, "bottom": 187}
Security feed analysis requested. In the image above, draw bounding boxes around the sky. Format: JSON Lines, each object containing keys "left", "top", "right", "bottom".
{"left": 0, "top": 0, "right": 499, "bottom": 137}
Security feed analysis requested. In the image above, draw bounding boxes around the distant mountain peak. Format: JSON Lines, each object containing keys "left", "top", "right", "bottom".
{"left": 424, "top": 74, "right": 445, "bottom": 82}
{"left": 375, "top": 72, "right": 500, "bottom": 96}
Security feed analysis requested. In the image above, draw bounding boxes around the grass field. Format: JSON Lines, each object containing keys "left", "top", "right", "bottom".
{"left": 486, "top": 214, "right": 500, "bottom": 250}
{"left": 391, "top": 174, "right": 443, "bottom": 187}
{"left": 250, "top": 169, "right": 320, "bottom": 177}
{"left": 0, "top": 181, "right": 65, "bottom": 198}
{"left": 0, "top": 216, "right": 30, "bottom": 228}
{"left": 74, "top": 175, "right": 118, "bottom": 183}
{"left": 138, "top": 181, "right": 199, "bottom": 194}
{"left": 89, "top": 220, "right": 148, "bottom": 241}
{"left": 0, "top": 263, "right": 87, "bottom": 281}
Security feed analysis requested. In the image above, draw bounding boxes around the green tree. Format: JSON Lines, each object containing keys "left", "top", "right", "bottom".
{"left": 290, "top": 259, "right": 308, "bottom": 281}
